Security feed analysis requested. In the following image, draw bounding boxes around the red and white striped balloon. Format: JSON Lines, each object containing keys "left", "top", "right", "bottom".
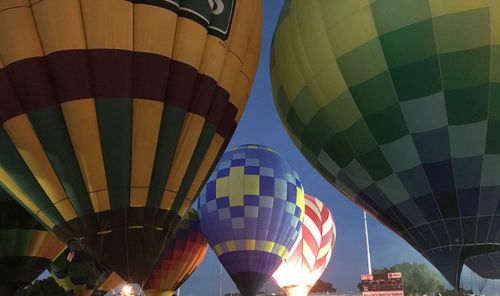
{"left": 272, "top": 194, "right": 336, "bottom": 295}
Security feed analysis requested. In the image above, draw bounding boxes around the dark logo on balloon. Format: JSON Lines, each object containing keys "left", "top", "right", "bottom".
{"left": 133, "top": 0, "right": 236, "bottom": 40}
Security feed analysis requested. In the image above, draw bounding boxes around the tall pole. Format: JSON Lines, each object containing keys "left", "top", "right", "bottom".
{"left": 364, "top": 211, "right": 372, "bottom": 274}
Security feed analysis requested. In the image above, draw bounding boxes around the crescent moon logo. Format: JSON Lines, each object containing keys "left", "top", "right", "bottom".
{"left": 208, "top": 0, "right": 225, "bottom": 15}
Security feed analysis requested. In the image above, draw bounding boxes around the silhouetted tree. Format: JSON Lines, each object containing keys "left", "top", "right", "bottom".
{"left": 311, "top": 279, "right": 336, "bottom": 293}
{"left": 356, "top": 262, "right": 445, "bottom": 296}
{"left": 16, "top": 277, "right": 66, "bottom": 296}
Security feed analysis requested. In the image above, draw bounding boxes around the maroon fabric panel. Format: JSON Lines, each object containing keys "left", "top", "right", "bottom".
{"left": 0, "top": 49, "right": 239, "bottom": 136}
{"left": 165, "top": 60, "right": 197, "bottom": 110}
{"left": 133, "top": 52, "right": 171, "bottom": 101}
{"left": 6, "top": 57, "right": 57, "bottom": 112}
{"left": 47, "top": 50, "right": 92, "bottom": 101}
{"left": 189, "top": 74, "right": 217, "bottom": 117}
{"left": 88, "top": 49, "right": 132, "bottom": 98}
{"left": 0, "top": 68, "right": 23, "bottom": 124}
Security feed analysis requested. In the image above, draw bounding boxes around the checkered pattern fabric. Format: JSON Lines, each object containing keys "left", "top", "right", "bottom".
{"left": 198, "top": 144, "right": 305, "bottom": 276}
{"left": 144, "top": 209, "right": 208, "bottom": 295}
{"left": 273, "top": 194, "right": 336, "bottom": 291}
{"left": 271, "top": 0, "right": 500, "bottom": 286}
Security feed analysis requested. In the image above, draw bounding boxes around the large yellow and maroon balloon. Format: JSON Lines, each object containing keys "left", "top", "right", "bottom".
{"left": 271, "top": 0, "right": 500, "bottom": 287}
{"left": 0, "top": 0, "right": 261, "bottom": 283}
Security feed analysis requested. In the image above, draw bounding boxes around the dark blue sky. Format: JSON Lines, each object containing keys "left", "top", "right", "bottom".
{"left": 181, "top": 1, "right": 499, "bottom": 295}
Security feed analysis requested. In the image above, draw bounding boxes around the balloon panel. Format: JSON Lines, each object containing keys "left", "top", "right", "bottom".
{"left": 49, "top": 248, "right": 112, "bottom": 295}
{"left": 199, "top": 145, "right": 305, "bottom": 295}
{"left": 0, "top": 187, "right": 65, "bottom": 292}
{"left": 144, "top": 209, "right": 208, "bottom": 294}
{"left": 465, "top": 251, "right": 500, "bottom": 280}
{"left": 271, "top": 0, "right": 500, "bottom": 286}
{"left": 0, "top": 0, "right": 261, "bottom": 283}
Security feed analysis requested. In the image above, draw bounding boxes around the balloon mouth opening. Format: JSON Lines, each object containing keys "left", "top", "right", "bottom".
{"left": 283, "top": 284, "right": 312, "bottom": 296}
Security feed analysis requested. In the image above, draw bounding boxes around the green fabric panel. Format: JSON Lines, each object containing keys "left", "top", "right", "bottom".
{"left": 379, "top": 19, "right": 437, "bottom": 68}
{"left": 439, "top": 46, "right": 491, "bottom": 90}
{"left": 146, "top": 105, "right": 186, "bottom": 208}
{"left": 0, "top": 129, "right": 64, "bottom": 226}
{"left": 28, "top": 107, "right": 93, "bottom": 216}
{"left": 172, "top": 123, "right": 216, "bottom": 212}
{"left": 0, "top": 230, "right": 32, "bottom": 256}
{"left": 371, "top": 0, "right": 432, "bottom": 35}
{"left": 444, "top": 84, "right": 489, "bottom": 125}
{"left": 95, "top": 98, "right": 132, "bottom": 209}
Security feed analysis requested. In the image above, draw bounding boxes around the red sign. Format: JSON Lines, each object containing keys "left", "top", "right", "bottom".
{"left": 360, "top": 273, "right": 404, "bottom": 296}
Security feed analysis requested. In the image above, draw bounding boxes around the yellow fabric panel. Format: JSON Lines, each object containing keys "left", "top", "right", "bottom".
{"left": 98, "top": 272, "right": 123, "bottom": 292}
{"left": 130, "top": 99, "right": 163, "bottom": 207}
{"left": 226, "top": 240, "right": 236, "bottom": 252}
{"left": 171, "top": 17, "right": 207, "bottom": 69}
{"left": 184, "top": 134, "right": 224, "bottom": 202}
{"left": 218, "top": 53, "right": 242, "bottom": 98}
{"left": 228, "top": 166, "right": 244, "bottom": 206}
{"left": 161, "top": 113, "right": 205, "bottom": 210}
{"left": 216, "top": 177, "right": 229, "bottom": 198}
{"left": 492, "top": 2, "right": 500, "bottom": 45}
{"left": 245, "top": 239, "right": 256, "bottom": 250}
{"left": 54, "top": 199, "right": 78, "bottom": 221}
{"left": 326, "top": 2, "right": 378, "bottom": 58}
{"left": 0, "top": 0, "right": 29, "bottom": 11}
{"left": 61, "top": 99, "right": 111, "bottom": 213}
{"left": 0, "top": 167, "right": 54, "bottom": 228}
{"left": 159, "top": 190, "right": 175, "bottom": 211}
{"left": 430, "top": 0, "right": 490, "bottom": 17}
{"left": 296, "top": 186, "right": 305, "bottom": 221}
{"left": 217, "top": 2, "right": 261, "bottom": 96}
{"left": 292, "top": 0, "right": 335, "bottom": 82}
{"left": 144, "top": 290, "right": 174, "bottom": 296}
{"left": 133, "top": 4, "right": 177, "bottom": 57}
{"left": 177, "top": 197, "right": 192, "bottom": 220}
{"left": 26, "top": 230, "right": 65, "bottom": 259}
{"left": 263, "top": 241, "right": 274, "bottom": 253}
{"left": 3, "top": 115, "right": 77, "bottom": 221}
{"left": 80, "top": 0, "right": 133, "bottom": 50}
{"left": 198, "top": 35, "right": 227, "bottom": 80}
{"left": 224, "top": 0, "right": 261, "bottom": 65}
{"left": 0, "top": 4, "right": 43, "bottom": 65}
{"left": 272, "top": 19, "right": 306, "bottom": 103}
{"left": 243, "top": 175, "right": 259, "bottom": 196}
{"left": 31, "top": 0, "right": 86, "bottom": 54}
{"left": 230, "top": 74, "right": 250, "bottom": 122}
{"left": 213, "top": 244, "right": 223, "bottom": 255}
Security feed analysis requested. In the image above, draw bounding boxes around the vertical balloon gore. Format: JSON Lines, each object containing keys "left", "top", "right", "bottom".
{"left": 199, "top": 144, "right": 305, "bottom": 296}
{"left": 0, "top": 0, "right": 262, "bottom": 283}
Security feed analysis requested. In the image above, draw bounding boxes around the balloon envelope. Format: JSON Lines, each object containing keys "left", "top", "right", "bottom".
{"left": 49, "top": 248, "right": 120, "bottom": 296}
{"left": 271, "top": 0, "right": 500, "bottom": 287}
{"left": 198, "top": 144, "right": 305, "bottom": 296}
{"left": 144, "top": 208, "right": 208, "bottom": 296}
{"left": 465, "top": 251, "right": 500, "bottom": 280}
{"left": 272, "top": 194, "right": 336, "bottom": 296}
{"left": 0, "top": 187, "right": 65, "bottom": 294}
{"left": 0, "top": 0, "right": 261, "bottom": 283}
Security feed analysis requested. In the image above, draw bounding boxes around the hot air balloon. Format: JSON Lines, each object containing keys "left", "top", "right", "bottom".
{"left": 0, "top": 0, "right": 261, "bottom": 284}
{"left": 198, "top": 144, "right": 305, "bottom": 296}
{"left": 0, "top": 187, "right": 66, "bottom": 294}
{"left": 144, "top": 208, "right": 208, "bottom": 296}
{"left": 272, "top": 194, "right": 335, "bottom": 296}
{"left": 270, "top": 0, "right": 500, "bottom": 287}
{"left": 49, "top": 248, "right": 122, "bottom": 296}
{"left": 465, "top": 251, "right": 500, "bottom": 280}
